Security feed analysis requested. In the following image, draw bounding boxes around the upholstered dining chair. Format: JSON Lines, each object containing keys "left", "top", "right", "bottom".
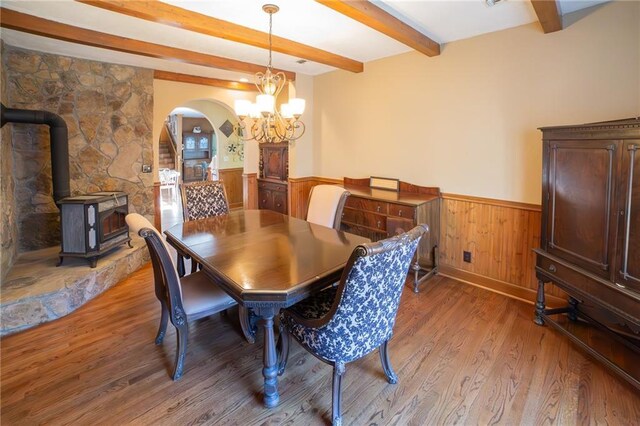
{"left": 178, "top": 180, "right": 230, "bottom": 275}
{"left": 126, "top": 213, "right": 238, "bottom": 380}
{"left": 306, "top": 185, "right": 350, "bottom": 230}
{"left": 179, "top": 181, "right": 256, "bottom": 343}
{"left": 180, "top": 180, "right": 229, "bottom": 222}
{"left": 277, "top": 224, "right": 428, "bottom": 426}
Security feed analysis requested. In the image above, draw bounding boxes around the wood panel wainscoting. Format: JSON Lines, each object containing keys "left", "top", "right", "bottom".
{"left": 218, "top": 167, "right": 243, "bottom": 209}
{"left": 438, "top": 193, "right": 566, "bottom": 307}
{"left": 153, "top": 181, "right": 161, "bottom": 230}
{"left": 242, "top": 172, "right": 258, "bottom": 210}
{"left": 288, "top": 176, "right": 343, "bottom": 219}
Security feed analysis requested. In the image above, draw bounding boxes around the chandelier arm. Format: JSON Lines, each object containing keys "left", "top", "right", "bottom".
{"left": 288, "top": 120, "right": 306, "bottom": 141}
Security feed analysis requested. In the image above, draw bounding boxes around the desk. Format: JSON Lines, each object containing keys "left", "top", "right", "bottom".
{"left": 164, "top": 210, "right": 369, "bottom": 407}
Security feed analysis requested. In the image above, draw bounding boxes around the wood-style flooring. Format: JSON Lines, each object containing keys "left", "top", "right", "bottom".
{"left": 1, "top": 266, "right": 638, "bottom": 425}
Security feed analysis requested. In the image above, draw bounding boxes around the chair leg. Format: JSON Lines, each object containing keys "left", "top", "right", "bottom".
{"left": 155, "top": 301, "right": 169, "bottom": 345}
{"left": 332, "top": 361, "right": 345, "bottom": 426}
{"left": 379, "top": 340, "right": 398, "bottom": 384}
{"left": 190, "top": 260, "right": 198, "bottom": 274}
{"left": 173, "top": 325, "right": 188, "bottom": 381}
{"left": 276, "top": 325, "right": 289, "bottom": 376}
{"left": 239, "top": 306, "right": 256, "bottom": 344}
{"left": 177, "top": 254, "right": 185, "bottom": 278}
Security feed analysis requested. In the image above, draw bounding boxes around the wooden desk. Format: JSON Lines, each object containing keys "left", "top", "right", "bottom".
{"left": 164, "top": 210, "right": 369, "bottom": 407}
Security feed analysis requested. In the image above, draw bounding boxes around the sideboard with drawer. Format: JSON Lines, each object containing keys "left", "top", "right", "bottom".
{"left": 341, "top": 178, "right": 441, "bottom": 291}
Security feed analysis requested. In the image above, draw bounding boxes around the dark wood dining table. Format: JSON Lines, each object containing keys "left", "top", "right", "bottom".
{"left": 164, "top": 209, "right": 370, "bottom": 407}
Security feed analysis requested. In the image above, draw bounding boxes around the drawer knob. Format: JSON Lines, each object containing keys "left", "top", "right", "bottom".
{"left": 548, "top": 264, "right": 557, "bottom": 273}
{"left": 376, "top": 205, "right": 381, "bottom": 212}
{"left": 276, "top": 203, "right": 281, "bottom": 207}
{"left": 399, "top": 210, "right": 403, "bottom": 217}
{"left": 377, "top": 220, "right": 382, "bottom": 228}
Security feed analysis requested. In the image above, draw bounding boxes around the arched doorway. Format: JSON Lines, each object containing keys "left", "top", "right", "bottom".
{"left": 157, "top": 99, "right": 247, "bottom": 230}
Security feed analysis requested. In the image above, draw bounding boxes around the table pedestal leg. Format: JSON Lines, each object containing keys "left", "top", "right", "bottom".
{"left": 257, "top": 307, "right": 279, "bottom": 408}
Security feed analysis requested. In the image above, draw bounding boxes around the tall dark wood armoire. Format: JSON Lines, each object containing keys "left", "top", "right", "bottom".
{"left": 258, "top": 143, "right": 288, "bottom": 215}
{"left": 534, "top": 118, "right": 639, "bottom": 390}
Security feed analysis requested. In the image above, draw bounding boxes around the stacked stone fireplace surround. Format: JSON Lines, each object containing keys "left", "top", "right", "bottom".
{"left": 0, "top": 42, "right": 155, "bottom": 335}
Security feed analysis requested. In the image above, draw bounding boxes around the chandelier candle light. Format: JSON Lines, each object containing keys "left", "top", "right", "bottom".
{"left": 234, "top": 4, "right": 306, "bottom": 144}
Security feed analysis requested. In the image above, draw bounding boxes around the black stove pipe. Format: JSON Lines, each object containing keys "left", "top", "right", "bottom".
{"left": 1, "top": 103, "right": 70, "bottom": 205}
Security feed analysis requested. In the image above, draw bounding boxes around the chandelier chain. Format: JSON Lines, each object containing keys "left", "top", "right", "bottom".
{"left": 268, "top": 10, "right": 273, "bottom": 71}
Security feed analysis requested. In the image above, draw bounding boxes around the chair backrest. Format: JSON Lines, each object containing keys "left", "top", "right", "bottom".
{"left": 319, "top": 224, "right": 427, "bottom": 363}
{"left": 180, "top": 180, "right": 229, "bottom": 222}
{"left": 125, "top": 213, "right": 185, "bottom": 321}
{"left": 306, "top": 185, "right": 350, "bottom": 230}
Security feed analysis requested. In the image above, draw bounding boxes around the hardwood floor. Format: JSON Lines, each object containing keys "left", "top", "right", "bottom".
{"left": 1, "top": 267, "right": 638, "bottom": 425}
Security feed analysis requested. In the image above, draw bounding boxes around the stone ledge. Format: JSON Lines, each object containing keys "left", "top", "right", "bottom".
{"left": 1, "top": 241, "right": 149, "bottom": 336}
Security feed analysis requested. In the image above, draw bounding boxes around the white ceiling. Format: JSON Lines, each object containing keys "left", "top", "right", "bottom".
{"left": 0, "top": 0, "right": 609, "bottom": 80}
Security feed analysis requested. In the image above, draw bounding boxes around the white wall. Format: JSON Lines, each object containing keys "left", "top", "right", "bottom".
{"left": 312, "top": 1, "right": 640, "bottom": 204}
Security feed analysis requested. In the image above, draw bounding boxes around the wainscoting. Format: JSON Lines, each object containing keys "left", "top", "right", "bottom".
{"left": 242, "top": 173, "right": 258, "bottom": 210}
{"left": 288, "top": 177, "right": 564, "bottom": 306}
{"left": 438, "top": 193, "right": 565, "bottom": 305}
{"left": 218, "top": 167, "right": 243, "bottom": 209}
{"left": 289, "top": 176, "right": 342, "bottom": 219}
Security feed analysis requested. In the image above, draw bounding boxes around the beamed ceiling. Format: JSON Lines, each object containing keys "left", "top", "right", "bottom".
{"left": 0, "top": 0, "right": 609, "bottom": 88}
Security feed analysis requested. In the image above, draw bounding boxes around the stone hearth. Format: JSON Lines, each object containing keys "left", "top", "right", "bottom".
{"left": 0, "top": 239, "right": 149, "bottom": 336}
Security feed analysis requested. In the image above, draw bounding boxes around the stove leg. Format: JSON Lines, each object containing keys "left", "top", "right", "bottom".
{"left": 56, "top": 256, "right": 64, "bottom": 267}
{"left": 89, "top": 257, "right": 98, "bottom": 268}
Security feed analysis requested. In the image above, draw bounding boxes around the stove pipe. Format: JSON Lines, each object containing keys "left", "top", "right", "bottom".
{"left": 0, "top": 103, "right": 71, "bottom": 205}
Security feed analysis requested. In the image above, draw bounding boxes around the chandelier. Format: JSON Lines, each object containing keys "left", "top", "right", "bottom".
{"left": 234, "top": 4, "right": 306, "bottom": 144}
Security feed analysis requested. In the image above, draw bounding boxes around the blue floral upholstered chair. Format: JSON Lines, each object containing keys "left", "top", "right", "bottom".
{"left": 277, "top": 224, "right": 428, "bottom": 426}
{"left": 126, "top": 213, "right": 238, "bottom": 380}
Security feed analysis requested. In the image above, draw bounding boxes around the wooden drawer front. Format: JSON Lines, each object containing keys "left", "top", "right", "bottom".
{"left": 388, "top": 203, "right": 415, "bottom": 220}
{"left": 341, "top": 223, "right": 387, "bottom": 242}
{"left": 387, "top": 217, "right": 415, "bottom": 236}
{"left": 345, "top": 196, "right": 388, "bottom": 214}
{"left": 537, "top": 255, "right": 640, "bottom": 327}
{"left": 342, "top": 208, "right": 386, "bottom": 231}
{"left": 258, "top": 181, "right": 287, "bottom": 192}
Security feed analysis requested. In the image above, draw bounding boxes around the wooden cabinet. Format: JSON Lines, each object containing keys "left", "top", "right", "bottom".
{"left": 183, "top": 132, "right": 212, "bottom": 183}
{"left": 535, "top": 118, "right": 640, "bottom": 390}
{"left": 341, "top": 178, "right": 441, "bottom": 291}
{"left": 258, "top": 179, "right": 288, "bottom": 214}
{"left": 258, "top": 143, "right": 288, "bottom": 214}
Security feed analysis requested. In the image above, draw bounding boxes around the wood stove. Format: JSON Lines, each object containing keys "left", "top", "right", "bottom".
{"left": 58, "top": 191, "right": 131, "bottom": 268}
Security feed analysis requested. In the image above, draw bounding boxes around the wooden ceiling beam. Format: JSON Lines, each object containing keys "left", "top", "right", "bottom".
{"left": 0, "top": 8, "right": 295, "bottom": 80}
{"left": 316, "top": 0, "right": 440, "bottom": 57}
{"left": 530, "top": 0, "right": 563, "bottom": 33}
{"left": 77, "top": 0, "right": 364, "bottom": 73}
{"left": 154, "top": 70, "right": 256, "bottom": 92}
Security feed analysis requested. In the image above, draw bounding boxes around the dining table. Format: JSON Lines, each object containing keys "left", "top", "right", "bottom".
{"left": 164, "top": 209, "right": 370, "bottom": 408}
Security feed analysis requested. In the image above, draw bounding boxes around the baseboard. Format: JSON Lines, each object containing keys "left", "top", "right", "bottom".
{"left": 438, "top": 264, "right": 565, "bottom": 308}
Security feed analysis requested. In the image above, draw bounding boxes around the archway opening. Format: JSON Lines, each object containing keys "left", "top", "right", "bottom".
{"left": 157, "top": 99, "right": 245, "bottom": 231}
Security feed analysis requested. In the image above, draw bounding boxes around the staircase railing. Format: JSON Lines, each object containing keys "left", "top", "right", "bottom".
{"left": 161, "top": 121, "right": 178, "bottom": 168}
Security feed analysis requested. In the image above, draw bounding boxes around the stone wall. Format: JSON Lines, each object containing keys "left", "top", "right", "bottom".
{"left": 2, "top": 45, "right": 154, "bottom": 252}
{"left": 1, "top": 41, "right": 18, "bottom": 281}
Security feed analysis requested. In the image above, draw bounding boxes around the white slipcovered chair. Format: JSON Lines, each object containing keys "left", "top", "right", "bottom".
{"left": 306, "top": 185, "right": 350, "bottom": 230}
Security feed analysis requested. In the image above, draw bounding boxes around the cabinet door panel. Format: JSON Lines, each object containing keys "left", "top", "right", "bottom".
{"left": 547, "top": 140, "right": 617, "bottom": 276}
{"left": 617, "top": 141, "right": 640, "bottom": 293}
{"left": 273, "top": 191, "right": 287, "bottom": 214}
